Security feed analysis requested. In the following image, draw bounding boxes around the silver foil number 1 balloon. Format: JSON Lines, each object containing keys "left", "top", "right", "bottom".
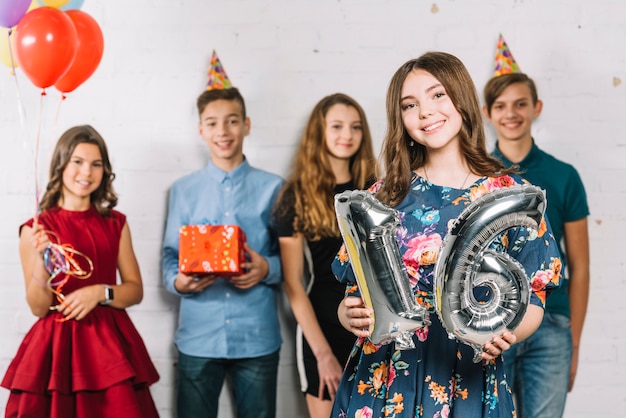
{"left": 335, "top": 190, "right": 430, "bottom": 349}
{"left": 433, "top": 184, "right": 546, "bottom": 362}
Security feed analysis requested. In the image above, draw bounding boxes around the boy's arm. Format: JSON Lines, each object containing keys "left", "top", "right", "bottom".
{"left": 262, "top": 183, "right": 284, "bottom": 286}
{"left": 261, "top": 250, "right": 282, "bottom": 286}
{"left": 227, "top": 179, "right": 283, "bottom": 289}
{"left": 564, "top": 217, "right": 590, "bottom": 391}
{"left": 162, "top": 186, "right": 188, "bottom": 296}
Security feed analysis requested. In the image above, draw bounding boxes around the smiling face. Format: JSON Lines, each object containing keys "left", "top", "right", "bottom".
{"left": 485, "top": 81, "right": 542, "bottom": 144}
{"left": 324, "top": 103, "right": 364, "bottom": 163}
{"left": 198, "top": 98, "right": 250, "bottom": 171}
{"left": 400, "top": 69, "right": 463, "bottom": 153}
{"left": 61, "top": 143, "right": 104, "bottom": 209}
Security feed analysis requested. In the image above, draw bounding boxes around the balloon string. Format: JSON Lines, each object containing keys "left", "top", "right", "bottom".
{"left": 7, "top": 28, "right": 27, "bottom": 130}
{"left": 6, "top": 28, "right": 31, "bottom": 176}
{"left": 52, "top": 93, "right": 65, "bottom": 140}
{"left": 33, "top": 93, "right": 43, "bottom": 222}
{"left": 33, "top": 90, "right": 51, "bottom": 223}
{"left": 39, "top": 230, "right": 94, "bottom": 322}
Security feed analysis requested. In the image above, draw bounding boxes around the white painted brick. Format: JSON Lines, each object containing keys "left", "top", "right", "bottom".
{"left": 1, "top": 1, "right": 625, "bottom": 416}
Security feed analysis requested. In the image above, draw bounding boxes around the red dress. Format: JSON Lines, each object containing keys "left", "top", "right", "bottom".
{"left": 1, "top": 206, "right": 160, "bottom": 418}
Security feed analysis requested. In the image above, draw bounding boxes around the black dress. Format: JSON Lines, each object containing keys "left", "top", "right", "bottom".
{"left": 274, "top": 181, "right": 360, "bottom": 400}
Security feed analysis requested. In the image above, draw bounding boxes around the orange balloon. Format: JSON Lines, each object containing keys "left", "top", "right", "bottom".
{"left": 14, "top": 7, "right": 77, "bottom": 88}
{"left": 54, "top": 10, "right": 103, "bottom": 93}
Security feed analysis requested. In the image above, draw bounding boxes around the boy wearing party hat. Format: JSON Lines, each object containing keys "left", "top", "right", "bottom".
{"left": 162, "top": 51, "right": 284, "bottom": 418}
{"left": 483, "top": 35, "right": 590, "bottom": 418}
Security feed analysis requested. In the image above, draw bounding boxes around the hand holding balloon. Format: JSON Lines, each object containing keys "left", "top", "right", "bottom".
{"left": 335, "top": 190, "right": 430, "bottom": 349}
{"left": 433, "top": 184, "right": 546, "bottom": 362}
{"left": 338, "top": 295, "right": 374, "bottom": 338}
{"left": 480, "top": 331, "right": 516, "bottom": 361}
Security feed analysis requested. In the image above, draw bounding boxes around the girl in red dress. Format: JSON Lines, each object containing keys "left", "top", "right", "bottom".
{"left": 2, "top": 125, "right": 159, "bottom": 417}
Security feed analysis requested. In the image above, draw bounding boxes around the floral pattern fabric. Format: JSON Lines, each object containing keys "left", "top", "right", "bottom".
{"left": 331, "top": 174, "right": 562, "bottom": 418}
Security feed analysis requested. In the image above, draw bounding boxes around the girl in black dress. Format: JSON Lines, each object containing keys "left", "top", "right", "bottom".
{"left": 273, "top": 93, "right": 377, "bottom": 418}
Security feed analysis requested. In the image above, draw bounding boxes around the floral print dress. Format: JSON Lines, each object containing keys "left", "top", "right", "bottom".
{"left": 331, "top": 174, "right": 562, "bottom": 418}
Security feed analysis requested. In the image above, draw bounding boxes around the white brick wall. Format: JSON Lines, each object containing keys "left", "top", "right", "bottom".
{"left": 1, "top": 1, "right": 624, "bottom": 416}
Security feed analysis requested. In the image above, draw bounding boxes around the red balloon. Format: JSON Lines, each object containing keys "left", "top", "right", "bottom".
{"left": 14, "top": 7, "right": 77, "bottom": 89}
{"left": 55, "top": 10, "right": 103, "bottom": 93}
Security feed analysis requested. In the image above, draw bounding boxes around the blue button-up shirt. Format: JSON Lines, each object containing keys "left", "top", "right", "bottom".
{"left": 162, "top": 158, "right": 284, "bottom": 358}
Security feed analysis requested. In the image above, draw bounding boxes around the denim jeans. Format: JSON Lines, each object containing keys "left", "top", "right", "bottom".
{"left": 503, "top": 312, "right": 572, "bottom": 418}
{"left": 176, "top": 350, "right": 280, "bottom": 418}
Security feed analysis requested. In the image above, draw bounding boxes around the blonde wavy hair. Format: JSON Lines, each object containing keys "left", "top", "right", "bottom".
{"left": 277, "top": 93, "right": 377, "bottom": 240}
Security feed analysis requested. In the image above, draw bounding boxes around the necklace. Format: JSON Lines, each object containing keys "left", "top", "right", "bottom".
{"left": 423, "top": 166, "right": 472, "bottom": 189}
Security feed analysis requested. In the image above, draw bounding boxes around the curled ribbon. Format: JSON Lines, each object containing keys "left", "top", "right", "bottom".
{"left": 40, "top": 231, "right": 93, "bottom": 320}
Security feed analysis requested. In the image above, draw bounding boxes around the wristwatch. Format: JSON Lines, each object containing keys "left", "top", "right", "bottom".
{"left": 100, "top": 285, "right": 114, "bottom": 305}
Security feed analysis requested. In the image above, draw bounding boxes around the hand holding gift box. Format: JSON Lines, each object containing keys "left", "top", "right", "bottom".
{"left": 179, "top": 225, "right": 247, "bottom": 276}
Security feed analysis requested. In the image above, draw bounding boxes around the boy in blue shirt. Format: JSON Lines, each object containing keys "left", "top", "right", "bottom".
{"left": 162, "top": 81, "right": 284, "bottom": 418}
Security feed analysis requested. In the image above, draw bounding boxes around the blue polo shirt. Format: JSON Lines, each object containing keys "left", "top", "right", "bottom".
{"left": 492, "top": 140, "right": 589, "bottom": 317}
{"left": 162, "top": 158, "right": 284, "bottom": 358}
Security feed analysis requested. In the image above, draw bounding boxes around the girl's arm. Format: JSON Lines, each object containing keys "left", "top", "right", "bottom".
{"left": 510, "top": 303, "right": 544, "bottom": 342}
{"left": 280, "top": 235, "right": 343, "bottom": 399}
{"left": 59, "top": 222, "right": 143, "bottom": 321}
{"left": 109, "top": 221, "right": 144, "bottom": 307}
{"left": 20, "top": 223, "right": 55, "bottom": 318}
{"left": 481, "top": 209, "right": 563, "bottom": 361}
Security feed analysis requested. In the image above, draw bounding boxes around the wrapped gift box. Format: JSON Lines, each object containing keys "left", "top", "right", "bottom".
{"left": 179, "top": 225, "right": 247, "bottom": 276}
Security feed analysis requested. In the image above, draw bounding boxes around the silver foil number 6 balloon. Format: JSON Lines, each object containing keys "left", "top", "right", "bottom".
{"left": 433, "top": 184, "right": 546, "bottom": 362}
{"left": 335, "top": 190, "right": 430, "bottom": 349}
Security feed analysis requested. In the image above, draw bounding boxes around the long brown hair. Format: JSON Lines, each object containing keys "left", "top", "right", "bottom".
{"left": 377, "top": 51, "right": 510, "bottom": 206}
{"left": 39, "top": 125, "right": 117, "bottom": 216}
{"left": 278, "top": 93, "right": 377, "bottom": 240}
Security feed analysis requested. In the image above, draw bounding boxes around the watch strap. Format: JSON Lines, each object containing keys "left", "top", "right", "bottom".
{"left": 100, "top": 285, "right": 114, "bottom": 305}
